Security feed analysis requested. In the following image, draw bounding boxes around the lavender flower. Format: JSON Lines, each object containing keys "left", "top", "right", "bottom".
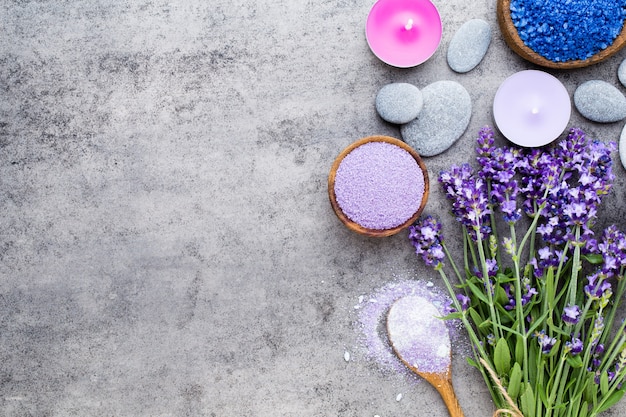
{"left": 456, "top": 293, "right": 470, "bottom": 311}
{"left": 562, "top": 305, "right": 581, "bottom": 325}
{"left": 565, "top": 337, "right": 584, "bottom": 355}
{"left": 439, "top": 164, "right": 491, "bottom": 241}
{"left": 408, "top": 216, "right": 445, "bottom": 270}
{"left": 408, "top": 126, "right": 626, "bottom": 416}
{"left": 535, "top": 330, "right": 557, "bottom": 354}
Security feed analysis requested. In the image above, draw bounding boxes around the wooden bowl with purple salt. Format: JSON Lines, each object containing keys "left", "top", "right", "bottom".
{"left": 328, "top": 136, "right": 429, "bottom": 238}
{"left": 497, "top": 0, "right": 626, "bottom": 69}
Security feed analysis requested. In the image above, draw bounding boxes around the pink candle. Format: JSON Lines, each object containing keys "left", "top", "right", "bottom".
{"left": 366, "top": 0, "right": 442, "bottom": 68}
{"left": 493, "top": 70, "right": 571, "bottom": 148}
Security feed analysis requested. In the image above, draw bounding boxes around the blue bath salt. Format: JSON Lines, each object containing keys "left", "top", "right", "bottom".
{"left": 510, "top": 0, "right": 626, "bottom": 62}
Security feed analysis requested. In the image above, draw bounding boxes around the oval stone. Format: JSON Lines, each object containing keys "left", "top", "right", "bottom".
{"left": 401, "top": 81, "right": 471, "bottom": 157}
{"left": 375, "top": 83, "right": 423, "bottom": 124}
{"left": 619, "top": 123, "right": 626, "bottom": 170}
{"left": 574, "top": 80, "right": 626, "bottom": 123}
{"left": 447, "top": 19, "right": 492, "bottom": 73}
{"left": 618, "top": 58, "right": 626, "bottom": 88}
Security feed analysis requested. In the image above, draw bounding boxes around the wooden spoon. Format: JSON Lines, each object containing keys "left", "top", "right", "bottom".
{"left": 387, "top": 295, "right": 464, "bottom": 417}
{"left": 496, "top": 0, "right": 626, "bottom": 69}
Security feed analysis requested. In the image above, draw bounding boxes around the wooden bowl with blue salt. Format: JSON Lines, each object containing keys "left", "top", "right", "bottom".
{"left": 497, "top": 0, "right": 626, "bottom": 69}
{"left": 328, "top": 136, "right": 429, "bottom": 238}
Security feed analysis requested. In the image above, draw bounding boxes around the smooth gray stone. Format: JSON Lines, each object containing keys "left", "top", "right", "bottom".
{"left": 574, "top": 80, "right": 626, "bottom": 123}
{"left": 375, "top": 83, "right": 423, "bottom": 124}
{"left": 447, "top": 19, "right": 492, "bottom": 73}
{"left": 401, "top": 80, "right": 472, "bottom": 157}
{"left": 618, "top": 58, "right": 626, "bottom": 88}
{"left": 619, "top": 123, "right": 626, "bottom": 170}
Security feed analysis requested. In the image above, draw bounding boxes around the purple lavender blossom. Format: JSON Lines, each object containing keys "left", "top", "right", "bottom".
{"left": 585, "top": 273, "right": 612, "bottom": 300}
{"left": 439, "top": 164, "right": 491, "bottom": 241}
{"left": 409, "top": 216, "right": 445, "bottom": 269}
{"left": 476, "top": 126, "right": 522, "bottom": 224}
{"left": 566, "top": 337, "right": 583, "bottom": 355}
{"left": 562, "top": 305, "right": 581, "bottom": 325}
{"left": 456, "top": 293, "right": 470, "bottom": 311}
{"left": 535, "top": 330, "right": 557, "bottom": 354}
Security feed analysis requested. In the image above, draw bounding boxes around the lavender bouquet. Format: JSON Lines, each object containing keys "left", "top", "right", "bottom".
{"left": 409, "top": 127, "right": 626, "bottom": 417}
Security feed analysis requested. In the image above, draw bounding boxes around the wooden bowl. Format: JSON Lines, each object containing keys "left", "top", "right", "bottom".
{"left": 328, "top": 136, "right": 429, "bottom": 238}
{"left": 497, "top": 0, "right": 626, "bottom": 69}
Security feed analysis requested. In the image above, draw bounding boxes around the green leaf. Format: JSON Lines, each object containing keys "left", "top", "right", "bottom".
{"left": 596, "top": 389, "right": 626, "bottom": 414}
{"left": 520, "top": 383, "right": 536, "bottom": 417}
{"left": 495, "top": 285, "right": 508, "bottom": 306}
{"left": 600, "top": 372, "right": 609, "bottom": 397}
{"left": 584, "top": 374, "right": 597, "bottom": 404}
{"left": 467, "top": 281, "right": 489, "bottom": 304}
{"left": 515, "top": 335, "right": 524, "bottom": 365}
{"left": 494, "top": 338, "right": 512, "bottom": 375}
{"left": 440, "top": 312, "right": 463, "bottom": 320}
{"left": 466, "top": 356, "right": 479, "bottom": 368}
{"left": 579, "top": 401, "right": 589, "bottom": 417}
{"left": 566, "top": 354, "right": 583, "bottom": 369}
{"left": 468, "top": 307, "right": 484, "bottom": 328}
{"left": 507, "top": 362, "right": 522, "bottom": 400}
{"left": 583, "top": 253, "right": 604, "bottom": 265}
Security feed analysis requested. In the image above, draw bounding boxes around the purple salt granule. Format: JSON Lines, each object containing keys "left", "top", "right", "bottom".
{"left": 356, "top": 279, "right": 453, "bottom": 376}
{"left": 510, "top": 0, "right": 626, "bottom": 62}
{"left": 387, "top": 295, "right": 451, "bottom": 373}
{"left": 334, "top": 142, "right": 425, "bottom": 230}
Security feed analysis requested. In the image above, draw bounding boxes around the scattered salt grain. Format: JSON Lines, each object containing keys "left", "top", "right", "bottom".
{"left": 396, "top": 393, "right": 403, "bottom": 402}
{"left": 334, "top": 141, "right": 425, "bottom": 230}
{"left": 344, "top": 351, "right": 351, "bottom": 362}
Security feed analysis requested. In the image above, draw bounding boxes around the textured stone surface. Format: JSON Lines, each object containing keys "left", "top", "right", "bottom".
{"left": 375, "top": 83, "right": 423, "bottom": 124}
{"left": 447, "top": 19, "right": 492, "bottom": 73}
{"left": 619, "top": 58, "right": 626, "bottom": 88}
{"left": 401, "top": 81, "right": 472, "bottom": 156}
{"left": 574, "top": 80, "right": 626, "bottom": 123}
{"left": 2, "top": 1, "right": 626, "bottom": 417}
{"left": 620, "top": 123, "right": 626, "bottom": 170}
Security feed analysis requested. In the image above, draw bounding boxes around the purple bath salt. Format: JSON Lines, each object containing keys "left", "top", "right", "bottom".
{"left": 387, "top": 295, "right": 451, "bottom": 373}
{"left": 334, "top": 142, "right": 425, "bottom": 230}
{"left": 355, "top": 280, "right": 453, "bottom": 377}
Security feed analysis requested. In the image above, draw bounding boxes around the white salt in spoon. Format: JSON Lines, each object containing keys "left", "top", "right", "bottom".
{"left": 387, "top": 295, "right": 464, "bottom": 417}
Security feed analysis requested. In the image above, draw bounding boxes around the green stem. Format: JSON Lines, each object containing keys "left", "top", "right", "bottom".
{"left": 475, "top": 229, "right": 502, "bottom": 340}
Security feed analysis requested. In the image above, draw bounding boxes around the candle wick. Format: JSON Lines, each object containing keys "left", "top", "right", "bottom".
{"left": 405, "top": 19, "right": 414, "bottom": 31}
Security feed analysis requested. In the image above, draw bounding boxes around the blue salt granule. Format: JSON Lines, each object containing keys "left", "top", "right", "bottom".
{"left": 510, "top": 0, "right": 626, "bottom": 62}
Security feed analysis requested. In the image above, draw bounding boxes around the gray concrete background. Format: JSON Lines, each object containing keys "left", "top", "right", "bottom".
{"left": 2, "top": 0, "right": 626, "bottom": 416}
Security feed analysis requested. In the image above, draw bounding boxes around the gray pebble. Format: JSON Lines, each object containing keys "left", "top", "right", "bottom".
{"left": 447, "top": 19, "right": 492, "bottom": 73}
{"left": 375, "top": 83, "right": 423, "bottom": 124}
{"left": 618, "top": 58, "right": 626, "bottom": 88}
{"left": 574, "top": 80, "right": 626, "bottom": 123}
{"left": 401, "top": 81, "right": 471, "bottom": 157}
{"left": 619, "top": 123, "right": 626, "bottom": 170}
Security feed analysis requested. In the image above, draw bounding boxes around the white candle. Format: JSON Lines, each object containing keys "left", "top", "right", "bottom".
{"left": 493, "top": 70, "right": 571, "bottom": 147}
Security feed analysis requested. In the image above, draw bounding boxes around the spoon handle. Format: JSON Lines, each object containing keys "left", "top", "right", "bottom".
{"left": 429, "top": 374, "right": 465, "bottom": 417}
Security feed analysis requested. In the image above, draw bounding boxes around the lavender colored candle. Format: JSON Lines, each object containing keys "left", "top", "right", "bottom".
{"left": 333, "top": 141, "right": 425, "bottom": 230}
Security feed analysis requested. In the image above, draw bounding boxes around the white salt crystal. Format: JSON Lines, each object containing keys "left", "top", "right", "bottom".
{"left": 344, "top": 351, "right": 351, "bottom": 362}
{"left": 358, "top": 295, "right": 365, "bottom": 303}
{"left": 396, "top": 393, "right": 403, "bottom": 402}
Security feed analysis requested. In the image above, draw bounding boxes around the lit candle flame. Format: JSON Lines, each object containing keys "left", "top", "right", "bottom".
{"left": 405, "top": 19, "right": 414, "bottom": 31}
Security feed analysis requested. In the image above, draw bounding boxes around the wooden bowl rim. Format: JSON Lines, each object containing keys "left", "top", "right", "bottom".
{"left": 497, "top": 0, "right": 626, "bottom": 69}
{"left": 327, "top": 135, "right": 430, "bottom": 238}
